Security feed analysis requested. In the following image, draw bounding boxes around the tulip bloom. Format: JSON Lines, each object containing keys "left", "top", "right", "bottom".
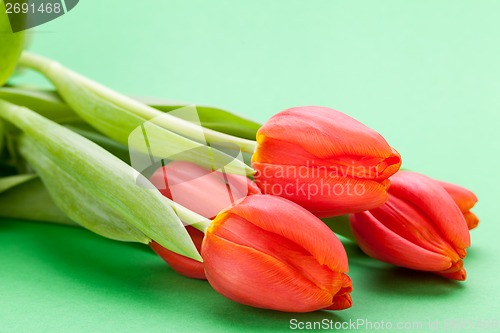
{"left": 202, "top": 195, "right": 352, "bottom": 312}
{"left": 150, "top": 161, "right": 260, "bottom": 219}
{"left": 350, "top": 171, "right": 472, "bottom": 280}
{"left": 252, "top": 106, "right": 402, "bottom": 217}
{"left": 437, "top": 180, "right": 479, "bottom": 230}
{"left": 149, "top": 161, "right": 260, "bottom": 279}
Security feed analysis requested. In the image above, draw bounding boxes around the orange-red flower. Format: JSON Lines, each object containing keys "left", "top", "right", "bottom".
{"left": 350, "top": 171, "right": 472, "bottom": 281}
{"left": 149, "top": 161, "right": 260, "bottom": 279}
{"left": 252, "top": 106, "right": 401, "bottom": 217}
{"left": 150, "top": 161, "right": 260, "bottom": 219}
{"left": 202, "top": 194, "right": 352, "bottom": 312}
{"left": 437, "top": 180, "right": 479, "bottom": 230}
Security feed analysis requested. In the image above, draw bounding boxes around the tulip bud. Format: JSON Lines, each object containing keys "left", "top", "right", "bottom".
{"left": 252, "top": 106, "right": 401, "bottom": 217}
{"left": 150, "top": 161, "right": 260, "bottom": 219}
{"left": 350, "top": 171, "right": 472, "bottom": 281}
{"left": 437, "top": 180, "right": 479, "bottom": 230}
{"left": 202, "top": 194, "right": 352, "bottom": 312}
{"left": 149, "top": 161, "right": 260, "bottom": 279}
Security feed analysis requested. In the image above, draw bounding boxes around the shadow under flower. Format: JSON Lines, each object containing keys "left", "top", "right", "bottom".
{"left": 210, "top": 301, "right": 346, "bottom": 331}
{"left": 4, "top": 220, "right": 348, "bottom": 331}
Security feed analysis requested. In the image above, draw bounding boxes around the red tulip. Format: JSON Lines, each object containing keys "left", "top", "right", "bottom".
{"left": 437, "top": 180, "right": 479, "bottom": 230}
{"left": 350, "top": 171, "right": 471, "bottom": 281}
{"left": 202, "top": 194, "right": 352, "bottom": 312}
{"left": 149, "top": 161, "right": 260, "bottom": 279}
{"left": 252, "top": 106, "right": 402, "bottom": 217}
{"left": 150, "top": 161, "right": 260, "bottom": 219}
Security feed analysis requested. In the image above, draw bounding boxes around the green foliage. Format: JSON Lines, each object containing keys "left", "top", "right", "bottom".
{"left": 0, "top": 99, "right": 201, "bottom": 260}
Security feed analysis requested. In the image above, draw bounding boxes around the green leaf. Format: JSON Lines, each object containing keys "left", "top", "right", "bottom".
{"left": 142, "top": 99, "right": 260, "bottom": 140}
{"left": 0, "top": 87, "right": 252, "bottom": 182}
{"left": 0, "top": 87, "right": 79, "bottom": 123}
{"left": 0, "top": 2, "right": 25, "bottom": 85}
{"left": 0, "top": 175, "right": 74, "bottom": 225}
{"left": 0, "top": 86, "right": 261, "bottom": 140}
{"left": 65, "top": 124, "right": 131, "bottom": 163}
{"left": 0, "top": 99, "right": 202, "bottom": 261}
{"left": 0, "top": 87, "right": 256, "bottom": 178}
{"left": 0, "top": 88, "right": 129, "bottom": 163}
{"left": 18, "top": 52, "right": 257, "bottom": 166}
{"left": 0, "top": 118, "right": 4, "bottom": 154}
{"left": 190, "top": 105, "right": 259, "bottom": 140}
{"left": 19, "top": 136, "right": 150, "bottom": 242}
{"left": 4, "top": 129, "right": 28, "bottom": 174}
{"left": 0, "top": 173, "right": 36, "bottom": 194}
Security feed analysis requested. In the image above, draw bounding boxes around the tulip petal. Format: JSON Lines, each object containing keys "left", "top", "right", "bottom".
{"left": 253, "top": 106, "right": 401, "bottom": 217}
{"left": 435, "top": 260, "right": 466, "bottom": 280}
{"left": 253, "top": 137, "right": 401, "bottom": 181}
{"left": 253, "top": 162, "right": 389, "bottom": 216}
{"left": 436, "top": 268, "right": 467, "bottom": 281}
{"left": 149, "top": 226, "right": 206, "bottom": 279}
{"left": 389, "top": 172, "right": 470, "bottom": 251}
{"left": 215, "top": 213, "right": 344, "bottom": 295}
{"left": 325, "top": 273, "right": 353, "bottom": 310}
{"left": 437, "top": 180, "right": 479, "bottom": 230}
{"left": 437, "top": 259, "right": 464, "bottom": 274}
{"left": 257, "top": 106, "right": 398, "bottom": 161}
{"left": 150, "top": 161, "right": 256, "bottom": 219}
{"left": 463, "top": 211, "right": 480, "bottom": 230}
{"left": 203, "top": 234, "right": 336, "bottom": 312}
{"left": 437, "top": 180, "right": 478, "bottom": 213}
{"left": 326, "top": 294, "right": 353, "bottom": 310}
{"left": 370, "top": 195, "right": 461, "bottom": 261}
{"left": 150, "top": 242, "right": 206, "bottom": 280}
{"left": 350, "top": 212, "right": 454, "bottom": 271}
{"left": 253, "top": 136, "right": 321, "bottom": 166}
{"left": 218, "top": 195, "right": 348, "bottom": 272}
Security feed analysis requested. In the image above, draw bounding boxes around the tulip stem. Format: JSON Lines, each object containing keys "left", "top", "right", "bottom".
{"left": 18, "top": 52, "right": 258, "bottom": 154}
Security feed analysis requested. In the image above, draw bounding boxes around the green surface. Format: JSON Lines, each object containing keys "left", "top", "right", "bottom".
{"left": 2, "top": 0, "right": 500, "bottom": 332}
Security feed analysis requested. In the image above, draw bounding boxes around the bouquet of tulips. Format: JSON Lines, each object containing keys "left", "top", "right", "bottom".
{"left": 0, "top": 31, "right": 478, "bottom": 313}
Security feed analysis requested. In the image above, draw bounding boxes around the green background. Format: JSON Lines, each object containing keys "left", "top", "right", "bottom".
{"left": 2, "top": 0, "right": 499, "bottom": 332}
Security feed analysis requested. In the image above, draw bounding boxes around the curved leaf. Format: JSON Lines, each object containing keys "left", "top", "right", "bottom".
{"left": 0, "top": 99, "right": 201, "bottom": 261}
{"left": 0, "top": 173, "right": 36, "bottom": 194}
{"left": 0, "top": 175, "right": 73, "bottom": 225}
{"left": 19, "top": 136, "right": 149, "bottom": 242}
{"left": 18, "top": 52, "right": 256, "bottom": 172}
{"left": 0, "top": 87, "right": 78, "bottom": 123}
{"left": 145, "top": 101, "right": 260, "bottom": 140}
{"left": 0, "top": 87, "right": 261, "bottom": 140}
